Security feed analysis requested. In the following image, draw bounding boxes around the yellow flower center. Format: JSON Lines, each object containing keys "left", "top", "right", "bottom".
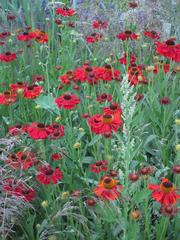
{"left": 102, "top": 114, "right": 113, "bottom": 124}
{"left": 102, "top": 177, "right": 117, "bottom": 189}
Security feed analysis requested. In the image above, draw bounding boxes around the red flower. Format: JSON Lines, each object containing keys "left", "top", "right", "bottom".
{"left": 0, "top": 91, "right": 17, "bottom": 105}
{"left": 153, "top": 63, "right": 170, "bottom": 74}
{"left": 3, "top": 178, "right": 36, "bottom": 201}
{"left": 172, "top": 165, "right": 180, "bottom": 174}
{"left": 127, "top": 64, "right": 146, "bottom": 85}
{"left": 144, "top": 31, "right": 160, "bottom": 40}
{"left": 155, "top": 39, "right": 180, "bottom": 62}
{"left": 93, "top": 176, "right": 123, "bottom": 201}
{"left": 7, "top": 14, "right": 16, "bottom": 21}
{"left": 0, "top": 31, "right": 11, "bottom": 39}
{"left": 159, "top": 97, "right": 171, "bottom": 105}
{"left": 55, "top": 93, "right": 80, "bottom": 110}
{"left": 85, "top": 198, "right": 97, "bottom": 206}
{"left": 118, "top": 52, "right": 136, "bottom": 65}
{"left": 23, "top": 85, "right": 43, "bottom": 99}
{"left": 139, "top": 166, "right": 154, "bottom": 176}
{"left": 86, "top": 33, "right": 103, "bottom": 44}
{"left": 48, "top": 123, "right": 65, "bottom": 140}
{"left": 36, "top": 165, "right": 63, "bottom": 185}
{"left": 92, "top": 20, "right": 108, "bottom": 29}
{"left": 116, "top": 30, "right": 139, "bottom": 41}
{"left": 8, "top": 124, "right": 25, "bottom": 135}
{"left": 96, "top": 65, "right": 120, "bottom": 81}
{"left": 51, "top": 153, "right": 62, "bottom": 161}
{"left": 6, "top": 151, "right": 38, "bottom": 170}
{"left": 148, "top": 178, "right": 180, "bottom": 205}
{"left": 103, "top": 102, "right": 122, "bottom": 116}
{"left": 56, "top": 7, "right": 76, "bottom": 17}
{"left": 27, "top": 122, "right": 51, "bottom": 140}
{"left": 134, "top": 93, "right": 144, "bottom": 101}
{"left": 97, "top": 93, "right": 112, "bottom": 103}
{"left": 90, "top": 160, "right": 108, "bottom": 173}
{"left": 32, "top": 75, "right": 45, "bottom": 83}
{"left": 10, "top": 82, "right": 27, "bottom": 92}
{"left": 81, "top": 113, "right": 91, "bottom": 119}
{"left": 17, "top": 31, "right": 36, "bottom": 41}
{"left": 160, "top": 205, "right": 178, "bottom": 217}
{"left": 128, "top": 173, "right": 139, "bottom": 182}
{"left": 88, "top": 113, "right": 123, "bottom": 135}
{"left": 0, "top": 52, "right": 16, "bottom": 62}
{"left": 35, "top": 29, "right": 48, "bottom": 44}
{"left": 128, "top": 2, "right": 138, "bottom": 8}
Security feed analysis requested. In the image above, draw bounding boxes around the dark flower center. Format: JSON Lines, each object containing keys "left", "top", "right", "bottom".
{"left": 125, "top": 30, "right": 132, "bottom": 35}
{"left": 151, "top": 30, "right": 157, "bottom": 35}
{"left": 21, "top": 154, "right": 27, "bottom": 160}
{"left": 27, "top": 86, "right": 34, "bottom": 90}
{"left": 53, "top": 132, "right": 60, "bottom": 137}
{"left": 110, "top": 103, "right": 118, "bottom": 110}
{"left": 63, "top": 94, "right": 71, "bottom": 100}
{"left": 4, "top": 91, "right": 11, "bottom": 96}
{"left": 45, "top": 169, "right": 54, "bottom": 175}
{"left": 86, "top": 67, "right": 93, "bottom": 72}
{"left": 101, "top": 93, "right": 107, "bottom": 99}
{"left": 5, "top": 52, "right": 11, "bottom": 56}
{"left": 23, "top": 32, "right": 28, "bottom": 35}
{"left": 63, "top": 7, "right": 69, "bottom": 10}
{"left": 162, "top": 181, "right": 173, "bottom": 188}
{"left": 37, "top": 123, "right": 45, "bottom": 128}
{"left": 66, "top": 71, "right": 73, "bottom": 77}
{"left": 11, "top": 154, "right": 17, "bottom": 159}
{"left": 95, "top": 161, "right": 102, "bottom": 166}
{"left": 22, "top": 189, "right": 30, "bottom": 194}
{"left": 52, "top": 124, "right": 59, "bottom": 129}
{"left": 15, "top": 124, "right": 22, "bottom": 129}
{"left": 104, "top": 177, "right": 112, "bottom": 184}
{"left": 105, "top": 64, "right": 111, "bottom": 70}
{"left": 166, "top": 40, "right": 175, "bottom": 46}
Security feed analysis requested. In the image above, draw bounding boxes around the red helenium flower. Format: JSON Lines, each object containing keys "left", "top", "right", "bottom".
{"left": 0, "top": 52, "right": 17, "bottom": 62}
{"left": 97, "top": 93, "right": 112, "bottom": 103}
{"left": 10, "top": 82, "right": 27, "bottom": 92}
{"left": 56, "top": 7, "right": 76, "bottom": 17}
{"left": 116, "top": 30, "right": 139, "bottom": 41}
{"left": 93, "top": 176, "right": 123, "bottom": 201}
{"left": 27, "top": 122, "right": 51, "bottom": 140}
{"left": 48, "top": 123, "right": 65, "bottom": 140}
{"left": 23, "top": 85, "right": 43, "bottom": 99}
{"left": 118, "top": 52, "right": 136, "bottom": 65}
{"left": 144, "top": 30, "right": 160, "bottom": 40}
{"left": 0, "top": 31, "right": 11, "bottom": 39}
{"left": 103, "top": 102, "right": 122, "bottom": 116}
{"left": 90, "top": 160, "right": 108, "bottom": 173}
{"left": 35, "top": 29, "right": 48, "bottom": 44}
{"left": 92, "top": 20, "right": 108, "bottom": 29}
{"left": 155, "top": 39, "right": 180, "bottom": 62}
{"left": 148, "top": 178, "right": 180, "bottom": 205}
{"left": 0, "top": 91, "right": 17, "bottom": 105}
{"left": 36, "top": 165, "right": 63, "bottom": 185}
{"left": 6, "top": 151, "right": 38, "bottom": 170}
{"left": 88, "top": 113, "right": 123, "bottom": 135}
{"left": 17, "top": 31, "right": 36, "bottom": 41}
{"left": 85, "top": 33, "right": 103, "bottom": 44}
{"left": 3, "top": 178, "right": 36, "bottom": 202}
{"left": 55, "top": 93, "right": 80, "bottom": 110}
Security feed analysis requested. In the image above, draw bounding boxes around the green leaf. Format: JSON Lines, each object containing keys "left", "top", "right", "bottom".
{"left": 133, "top": 189, "right": 150, "bottom": 203}
{"left": 88, "top": 135, "right": 102, "bottom": 146}
{"left": 35, "top": 95, "right": 59, "bottom": 114}
{"left": 82, "top": 156, "right": 94, "bottom": 164}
